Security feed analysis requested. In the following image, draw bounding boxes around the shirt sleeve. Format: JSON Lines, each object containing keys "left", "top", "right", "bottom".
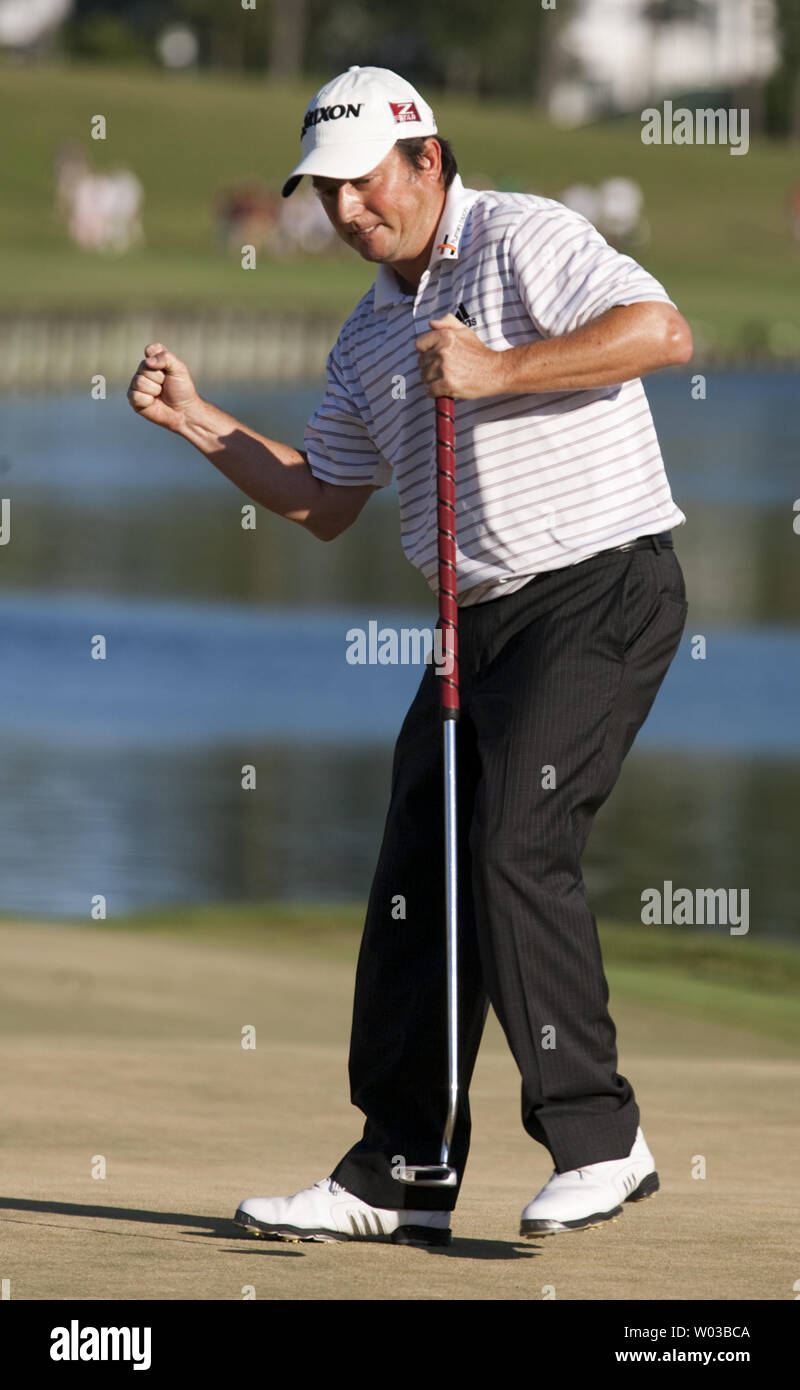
{"left": 304, "top": 337, "right": 393, "bottom": 489}
{"left": 507, "top": 199, "right": 676, "bottom": 339}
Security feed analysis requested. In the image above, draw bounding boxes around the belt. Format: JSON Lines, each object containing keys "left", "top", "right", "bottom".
{"left": 609, "top": 531, "right": 672, "bottom": 555}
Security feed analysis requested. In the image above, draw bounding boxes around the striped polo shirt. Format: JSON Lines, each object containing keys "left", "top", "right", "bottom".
{"left": 304, "top": 173, "right": 686, "bottom": 606}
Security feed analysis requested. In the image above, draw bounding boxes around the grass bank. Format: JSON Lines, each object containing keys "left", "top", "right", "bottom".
{"left": 22, "top": 900, "right": 799, "bottom": 1046}
{"left": 3, "top": 60, "right": 799, "bottom": 359}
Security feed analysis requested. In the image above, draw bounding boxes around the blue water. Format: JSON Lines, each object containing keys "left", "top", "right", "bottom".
{"left": 0, "top": 370, "right": 798, "bottom": 931}
{"left": 1, "top": 371, "right": 797, "bottom": 505}
{"left": 0, "top": 592, "right": 797, "bottom": 753}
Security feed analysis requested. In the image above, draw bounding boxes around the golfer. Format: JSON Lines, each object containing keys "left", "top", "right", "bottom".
{"left": 128, "top": 66, "right": 692, "bottom": 1246}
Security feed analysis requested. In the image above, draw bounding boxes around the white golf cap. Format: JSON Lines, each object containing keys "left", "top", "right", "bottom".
{"left": 281, "top": 65, "right": 438, "bottom": 198}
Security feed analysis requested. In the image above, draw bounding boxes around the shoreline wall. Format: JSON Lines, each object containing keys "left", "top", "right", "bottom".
{"left": 0, "top": 314, "right": 343, "bottom": 393}
{"left": 0, "top": 313, "right": 796, "bottom": 392}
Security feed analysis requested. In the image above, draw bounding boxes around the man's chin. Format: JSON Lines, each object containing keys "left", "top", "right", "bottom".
{"left": 350, "top": 229, "right": 395, "bottom": 262}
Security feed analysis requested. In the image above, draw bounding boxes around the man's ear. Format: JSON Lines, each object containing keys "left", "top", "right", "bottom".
{"left": 423, "top": 137, "right": 443, "bottom": 182}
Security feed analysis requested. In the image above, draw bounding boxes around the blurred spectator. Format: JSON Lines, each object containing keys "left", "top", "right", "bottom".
{"left": 560, "top": 177, "right": 647, "bottom": 246}
{"left": 597, "top": 177, "right": 646, "bottom": 244}
{"left": 276, "top": 187, "right": 336, "bottom": 255}
{"left": 54, "top": 143, "right": 143, "bottom": 253}
{"left": 0, "top": 0, "right": 72, "bottom": 52}
{"left": 156, "top": 23, "right": 199, "bottom": 70}
{"left": 214, "top": 183, "right": 336, "bottom": 257}
{"left": 214, "top": 182, "right": 280, "bottom": 254}
{"left": 54, "top": 142, "right": 88, "bottom": 222}
{"left": 559, "top": 183, "right": 601, "bottom": 225}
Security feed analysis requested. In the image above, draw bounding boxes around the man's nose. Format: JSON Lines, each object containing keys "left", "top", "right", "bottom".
{"left": 335, "top": 184, "right": 363, "bottom": 223}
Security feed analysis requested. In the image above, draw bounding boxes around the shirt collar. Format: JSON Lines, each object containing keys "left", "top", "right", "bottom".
{"left": 373, "top": 174, "right": 479, "bottom": 311}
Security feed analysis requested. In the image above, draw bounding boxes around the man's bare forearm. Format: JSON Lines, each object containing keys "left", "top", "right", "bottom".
{"left": 492, "top": 303, "right": 693, "bottom": 394}
{"left": 175, "top": 396, "right": 326, "bottom": 529}
{"left": 417, "top": 302, "right": 693, "bottom": 400}
{"left": 128, "top": 343, "right": 375, "bottom": 540}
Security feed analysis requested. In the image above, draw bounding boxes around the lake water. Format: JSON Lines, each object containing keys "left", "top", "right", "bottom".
{"left": 0, "top": 369, "right": 798, "bottom": 939}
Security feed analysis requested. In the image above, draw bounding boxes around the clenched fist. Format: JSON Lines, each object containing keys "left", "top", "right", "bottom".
{"left": 127, "top": 343, "right": 200, "bottom": 432}
{"left": 415, "top": 313, "right": 500, "bottom": 400}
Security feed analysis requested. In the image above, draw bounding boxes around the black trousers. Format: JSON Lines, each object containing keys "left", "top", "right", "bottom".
{"left": 331, "top": 540, "right": 688, "bottom": 1211}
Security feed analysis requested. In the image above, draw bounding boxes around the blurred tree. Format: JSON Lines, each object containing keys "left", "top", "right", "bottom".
{"left": 60, "top": 0, "right": 572, "bottom": 101}
{"left": 303, "top": 0, "right": 569, "bottom": 101}
{"left": 63, "top": 0, "right": 157, "bottom": 62}
{"left": 765, "top": 0, "right": 800, "bottom": 137}
{"left": 268, "top": 0, "right": 307, "bottom": 78}
{"left": 64, "top": 0, "right": 271, "bottom": 71}
{"left": 171, "top": 0, "right": 270, "bottom": 71}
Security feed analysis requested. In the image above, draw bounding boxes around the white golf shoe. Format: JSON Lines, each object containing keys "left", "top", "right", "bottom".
{"left": 520, "top": 1127, "right": 659, "bottom": 1237}
{"left": 234, "top": 1177, "right": 452, "bottom": 1246}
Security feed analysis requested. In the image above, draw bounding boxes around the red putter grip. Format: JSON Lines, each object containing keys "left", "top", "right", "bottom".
{"left": 435, "top": 397, "right": 459, "bottom": 719}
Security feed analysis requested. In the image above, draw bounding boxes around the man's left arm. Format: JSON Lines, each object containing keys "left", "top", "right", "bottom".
{"left": 416, "top": 300, "right": 692, "bottom": 400}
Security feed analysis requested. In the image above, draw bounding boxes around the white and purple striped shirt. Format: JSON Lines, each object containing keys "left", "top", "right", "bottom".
{"left": 304, "top": 174, "right": 686, "bottom": 605}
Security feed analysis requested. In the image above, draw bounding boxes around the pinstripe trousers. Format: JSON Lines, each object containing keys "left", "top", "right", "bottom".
{"left": 331, "top": 540, "right": 688, "bottom": 1211}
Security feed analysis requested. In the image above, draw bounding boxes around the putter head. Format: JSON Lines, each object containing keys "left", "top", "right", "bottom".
{"left": 393, "top": 1164, "right": 458, "bottom": 1188}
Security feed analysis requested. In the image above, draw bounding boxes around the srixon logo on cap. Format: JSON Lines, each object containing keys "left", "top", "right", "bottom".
{"left": 390, "top": 101, "right": 420, "bottom": 123}
{"left": 301, "top": 102, "right": 364, "bottom": 137}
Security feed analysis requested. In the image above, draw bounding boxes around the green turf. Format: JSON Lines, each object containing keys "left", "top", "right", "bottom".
{"left": 599, "top": 922, "right": 800, "bottom": 1045}
{"left": 13, "top": 900, "right": 796, "bottom": 1043}
{"left": 3, "top": 59, "right": 799, "bottom": 355}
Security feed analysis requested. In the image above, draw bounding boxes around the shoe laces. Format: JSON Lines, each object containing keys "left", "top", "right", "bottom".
{"left": 315, "top": 1177, "right": 347, "bottom": 1196}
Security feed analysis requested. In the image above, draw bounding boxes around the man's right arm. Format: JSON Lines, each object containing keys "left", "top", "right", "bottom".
{"left": 127, "top": 342, "right": 377, "bottom": 541}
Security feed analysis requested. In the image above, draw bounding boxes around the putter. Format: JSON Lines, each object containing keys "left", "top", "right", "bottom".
{"left": 394, "top": 395, "right": 459, "bottom": 1189}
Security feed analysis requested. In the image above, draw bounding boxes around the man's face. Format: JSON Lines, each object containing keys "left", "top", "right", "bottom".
{"left": 311, "top": 144, "right": 442, "bottom": 267}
